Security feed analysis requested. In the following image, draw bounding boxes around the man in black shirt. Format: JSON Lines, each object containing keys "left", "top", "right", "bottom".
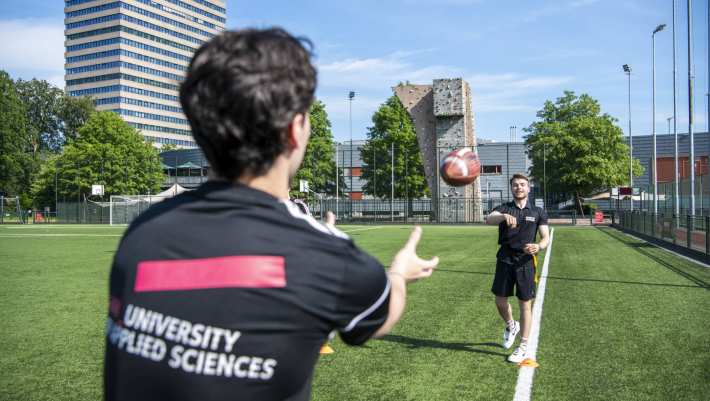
{"left": 104, "top": 28, "right": 439, "bottom": 401}
{"left": 486, "top": 173, "right": 549, "bottom": 363}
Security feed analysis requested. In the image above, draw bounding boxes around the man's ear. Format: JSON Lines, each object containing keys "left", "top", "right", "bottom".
{"left": 287, "top": 113, "right": 306, "bottom": 150}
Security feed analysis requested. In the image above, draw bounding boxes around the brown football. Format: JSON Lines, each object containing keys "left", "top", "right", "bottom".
{"left": 440, "top": 148, "right": 481, "bottom": 186}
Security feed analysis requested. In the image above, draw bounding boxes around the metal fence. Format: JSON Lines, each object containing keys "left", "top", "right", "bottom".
{"left": 305, "top": 198, "right": 595, "bottom": 225}
{"left": 56, "top": 202, "right": 111, "bottom": 224}
{"left": 616, "top": 210, "right": 710, "bottom": 256}
{"left": 37, "top": 198, "right": 610, "bottom": 226}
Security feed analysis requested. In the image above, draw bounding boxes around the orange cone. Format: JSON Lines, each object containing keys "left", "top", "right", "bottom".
{"left": 518, "top": 358, "right": 539, "bottom": 368}
{"left": 319, "top": 344, "right": 335, "bottom": 354}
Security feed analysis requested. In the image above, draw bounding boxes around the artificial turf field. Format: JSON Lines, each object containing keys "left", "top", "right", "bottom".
{"left": 0, "top": 224, "right": 708, "bottom": 401}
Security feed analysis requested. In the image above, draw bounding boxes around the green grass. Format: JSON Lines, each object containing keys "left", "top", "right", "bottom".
{"left": 0, "top": 224, "right": 708, "bottom": 401}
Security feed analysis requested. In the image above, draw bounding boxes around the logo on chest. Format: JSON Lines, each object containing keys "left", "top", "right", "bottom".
{"left": 525, "top": 216, "right": 536, "bottom": 222}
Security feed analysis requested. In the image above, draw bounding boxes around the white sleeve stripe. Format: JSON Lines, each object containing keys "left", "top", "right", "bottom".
{"left": 341, "top": 277, "right": 391, "bottom": 333}
{"left": 280, "top": 200, "right": 349, "bottom": 239}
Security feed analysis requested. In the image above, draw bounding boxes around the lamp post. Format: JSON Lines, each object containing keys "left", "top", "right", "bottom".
{"left": 623, "top": 63, "right": 633, "bottom": 211}
{"left": 687, "top": 0, "right": 696, "bottom": 217}
{"left": 543, "top": 142, "right": 547, "bottom": 209}
{"left": 652, "top": 23, "right": 666, "bottom": 215}
{"left": 673, "top": 0, "right": 680, "bottom": 218}
{"left": 348, "top": 91, "right": 355, "bottom": 203}
{"left": 335, "top": 143, "right": 339, "bottom": 218}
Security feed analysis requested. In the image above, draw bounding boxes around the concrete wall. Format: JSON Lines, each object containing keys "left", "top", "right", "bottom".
{"left": 395, "top": 78, "right": 483, "bottom": 221}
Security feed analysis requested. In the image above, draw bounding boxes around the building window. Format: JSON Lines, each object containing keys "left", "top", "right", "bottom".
{"left": 481, "top": 165, "right": 502, "bottom": 175}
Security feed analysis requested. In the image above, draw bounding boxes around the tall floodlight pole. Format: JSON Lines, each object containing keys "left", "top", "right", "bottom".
{"left": 623, "top": 64, "right": 634, "bottom": 211}
{"left": 688, "top": 0, "right": 696, "bottom": 216}
{"left": 653, "top": 23, "right": 667, "bottom": 215}
{"left": 667, "top": 116, "right": 675, "bottom": 214}
{"left": 335, "top": 143, "right": 339, "bottom": 218}
{"left": 543, "top": 142, "right": 547, "bottom": 209}
{"left": 391, "top": 142, "right": 394, "bottom": 222}
{"left": 373, "top": 145, "right": 376, "bottom": 199}
{"left": 673, "top": 0, "right": 680, "bottom": 218}
{"left": 707, "top": 0, "right": 710, "bottom": 211}
{"left": 348, "top": 91, "right": 355, "bottom": 202}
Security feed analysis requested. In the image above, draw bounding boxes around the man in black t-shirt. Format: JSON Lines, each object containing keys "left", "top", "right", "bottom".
{"left": 104, "top": 28, "right": 439, "bottom": 401}
{"left": 485, "top": 174, "right": 549, "bottom": 363}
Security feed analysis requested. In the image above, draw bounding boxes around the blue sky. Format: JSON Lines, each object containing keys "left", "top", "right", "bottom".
{"left": 2, "top": 0, "right": 709, "bottom": 142}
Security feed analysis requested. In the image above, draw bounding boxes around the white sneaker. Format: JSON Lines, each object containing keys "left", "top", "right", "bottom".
{"left": 508, "top": 343, "right": 528, "bottom": 363}
{"left": 502, "top": 321, "right": 519, "bottom": 349}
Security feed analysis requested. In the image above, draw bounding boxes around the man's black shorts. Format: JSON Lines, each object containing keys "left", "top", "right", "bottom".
{"left": 491, "top": 258, "right": 536, "bottom": 301}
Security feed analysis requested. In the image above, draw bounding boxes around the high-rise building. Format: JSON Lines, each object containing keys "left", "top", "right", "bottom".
{"left": 63, "top": 0, "right": 226, "bottom": 148}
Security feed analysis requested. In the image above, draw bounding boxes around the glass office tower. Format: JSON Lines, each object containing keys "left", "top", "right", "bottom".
{"left": 64, "top": 0, "right": 226, "bottom": 148}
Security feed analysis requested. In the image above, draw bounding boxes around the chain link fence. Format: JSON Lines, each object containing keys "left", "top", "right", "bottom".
{"left": 616, "top": 210, "right": 710, "bottom": 257}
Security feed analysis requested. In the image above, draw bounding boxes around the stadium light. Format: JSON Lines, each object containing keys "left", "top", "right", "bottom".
{"left": 622, "top": 64, "right": 633, "bottom": 211}
{"left": 348, "top": 91, "right": 355, "bottom": 203}
{"left": 673, "top": 0, "right": 680, "bottom": 219}
{"left": 652, "top": 22, "right": 666, "bottom": 215}
{"left": 687, "top": 0, "right": 696, "bottom": 217}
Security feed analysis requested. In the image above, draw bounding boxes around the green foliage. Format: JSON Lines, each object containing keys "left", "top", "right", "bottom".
{"left": 0, "top": 70, "right": 32, "bottom": 197}
{"left": 525, "top": 91, "right": 644, "bottom": 201}
{"left": 291, "top": 100, "right": 344, "bottom": 197}
{"left": 360, "top": 95, "right": 428, "bottom": 199}
{"left": 14, "top": 78, "right": 96, "bottom": 153}
{"left": 31, "top": 112, "right": 164, "bottom": 207}
{"left": 58, "top": 95, "right": 96, "bottom": 143}
{"left": 14, "top": 78, "right": 65, "bottom": 154}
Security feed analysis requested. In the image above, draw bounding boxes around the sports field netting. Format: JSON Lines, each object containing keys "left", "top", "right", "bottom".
{"left": 0, "top": 225, "right": 707, "bottom": 401}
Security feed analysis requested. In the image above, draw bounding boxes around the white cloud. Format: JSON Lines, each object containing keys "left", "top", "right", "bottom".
{"left": 0, "top": 18, "right": 64, "bottom": 74}
{"left": 316, "top": 50, "right": 573, "bottom": 127}
{"left": 317, "top": 51, "right": 461, "bottom": 91}
{"left": 466, "top": 73, "right": 573, "bottom": 112}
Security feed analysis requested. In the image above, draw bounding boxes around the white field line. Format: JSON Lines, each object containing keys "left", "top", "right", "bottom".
{"left": 3, "top": 225, "right": 126, "bottom": 229}
{"left": 341, "top": 226, "right": 384, "bottom": 233}
{"left": 0, "top": 234, "right": 122, "bottom": 237}
{"left": 513, "top": 227, "right": 555, "bottom": 401}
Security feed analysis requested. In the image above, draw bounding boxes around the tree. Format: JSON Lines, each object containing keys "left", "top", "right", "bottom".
{"left": 58, "top": 95, "right": 95, "bottom": 143}
{"left": 290, "top": 100, "right": 344, "bottom": 197}
{"left": 14, "top": 78, "right": 64, "bottom": 154}
{"left": 31, "top": 111, "right": 165, "bottom": 208}
{"left": 525, "top": 91, "right": 643, "bottom": 211}
{"left": 15, "top": 78, "right": 95, "bottom": 153}
{"left": 0, "top": 71, "right": 32, "bottom": 197}
{"left": 360, "top": 95, "right": 428, "bottom": 199}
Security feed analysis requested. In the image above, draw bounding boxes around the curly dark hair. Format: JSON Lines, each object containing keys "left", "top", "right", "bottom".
{"left": 180, "top": 28, "right": 316, "bottom": 180}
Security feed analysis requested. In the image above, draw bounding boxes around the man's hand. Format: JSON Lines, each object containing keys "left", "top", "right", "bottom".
{"left": 503, "top": 213, "right": 517, "bottom": 228}
{"left": 523, "top": 243, "right": 540, "bottom": 255}
{"left": 389, "top": 226, "right": 439, "bottom": 283}
{"left": 486, "top": 211, "right": 517, "bottom": 227}
{"left": 325, "top": 211, "right": 336, "bottom": 230}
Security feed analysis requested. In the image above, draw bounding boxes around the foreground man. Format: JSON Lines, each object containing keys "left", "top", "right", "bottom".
{"left": 104, "top": 28, "right": 438, "bottom": 401}
{"left": 485, "top": 174, "right": 549, "bottom": 363}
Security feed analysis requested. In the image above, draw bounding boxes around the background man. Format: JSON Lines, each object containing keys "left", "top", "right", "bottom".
{"left": 104, "top": 28, "right": 438, "bottom": 401}
{"left": 485, "top": 173, "right": 549, "bottom": 363}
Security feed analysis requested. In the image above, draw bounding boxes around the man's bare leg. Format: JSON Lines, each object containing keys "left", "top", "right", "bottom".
{"left": 518, "top": 299, "right": 533, "bottom": 343}
{"left": 495, "top": 296, "right": 513, "bottom": 322}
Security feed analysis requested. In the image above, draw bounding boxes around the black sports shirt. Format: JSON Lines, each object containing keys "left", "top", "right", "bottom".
{"left": 104, "top": 181, "right": 390, "bottom": 401}
{"left": 492, "top": 200, "right": 548, "bottom": 263}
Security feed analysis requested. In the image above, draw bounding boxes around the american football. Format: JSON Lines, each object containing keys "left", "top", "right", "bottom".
{"left": 440, "top": 148, "right": 481, "bottom": 186}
